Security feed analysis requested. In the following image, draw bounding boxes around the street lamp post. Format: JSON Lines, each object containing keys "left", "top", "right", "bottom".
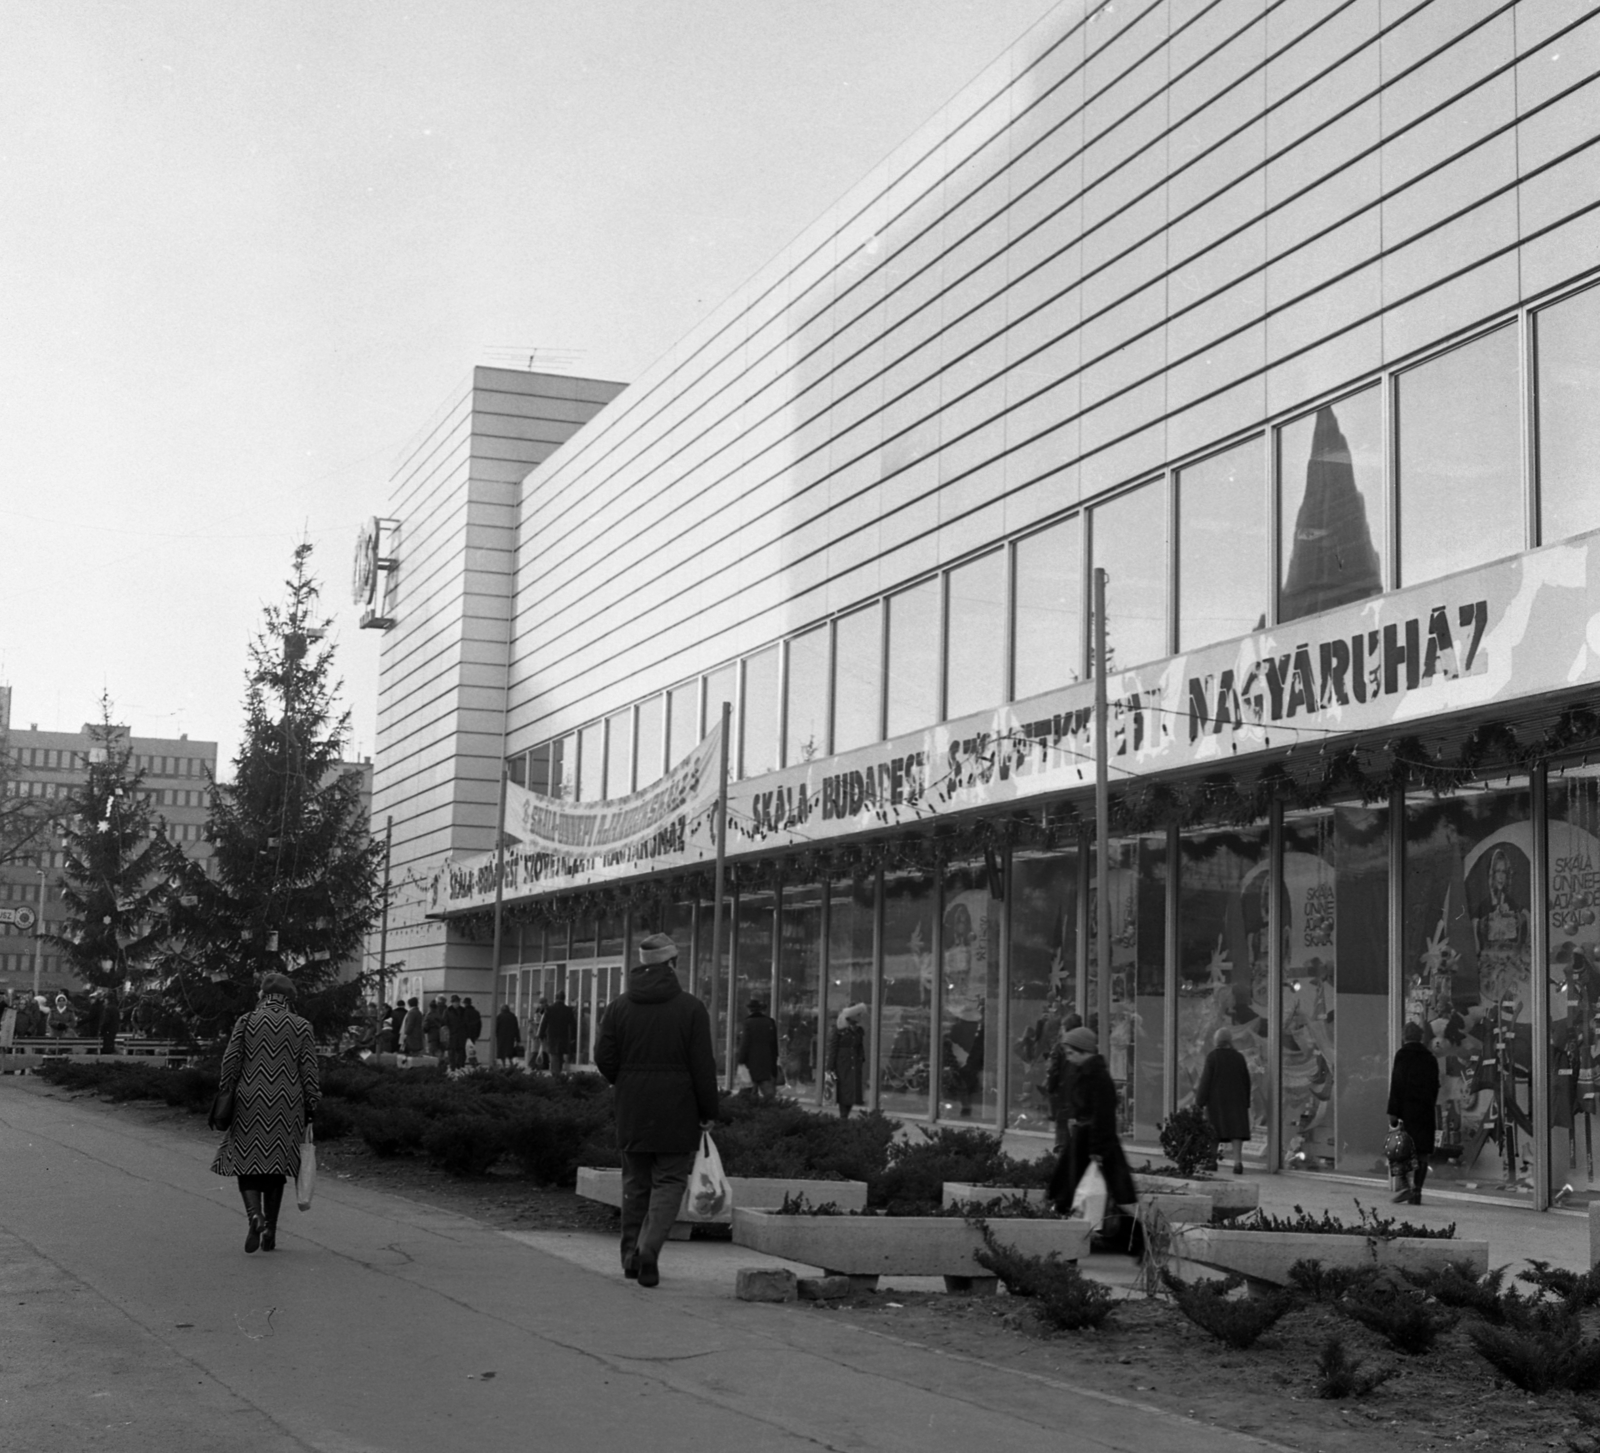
{"left": 31, "top": 862, "right": 47, "bottom": 998}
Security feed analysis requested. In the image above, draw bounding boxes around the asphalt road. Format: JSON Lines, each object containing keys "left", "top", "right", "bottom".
{"left": 0, "top": 1079, "right": 1289, "bottom": 1453}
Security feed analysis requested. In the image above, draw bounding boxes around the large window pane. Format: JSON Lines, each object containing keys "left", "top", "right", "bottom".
{"left": 880, "top": 872, "right": 935, "bottom": 1117}
{"left": 635, "top": 696, "right": 664, "bottom": 789}
{"left": 667, "top": 684, "right": 698, "bottom": 768}
{"left": 945, "top": 552, "right": 1007, "bottom": 720}
{"left": 1008, "top": 846, "right": 1080, "bottom": 1134}
{"left": 1547, "top": 764, "right": 1600, "bottom": 1205}
{"left": 735, "top": 894, "right": 776, "bottom": 1062}
{"left": 827, "top": 878, "right": 876, "bottom": 1109}
{"left": 886, "top": 580, "right": 940, "bottom": 737}
{"left": 577, "top": 722, "right": 604, "bottom": 802}
{"left": 785, "top": 626, "right": 830, "bottom": 765}
{"left": 1012, "top": 517, "right": 1083, "bottom": 701}
{"left": 528, "top": 742, "right": 554, "bottom": 796}
{"left": 1405, "top": 783, "right": 1532, "bottom": 1201}
{"left": 779, "top": 884, "right": 824, "bottom": 1100}
{"left": 1091, "top": 479, "right": 1169, "bottom": 672}
{"left": 1278, "top": 388, "right": 1385, "bottom": 623}
{"left": 1536, "top": 285, "right": 1600, "bottom": 545}
{"left": 741, "top": 647, "right": 780, "bottom": 779}
{"left": 695, "top": 897, "right": 732, "bottom": 1074}
{"left": 1178, "top": 437, "right": 1267, "bottom": 650}
{"left": 703, "top": 664, "right": 737, "bottom": 745}
{"left": 833, "top": 604, "right": 883, "bottom": 752}
{"left": 604, "top": 709, "right": 633, "bottom": 798}
{"left": 940, "top": 861, "right": 1000, "bottom": 1122}
{"left": 1089, "top": 836, "right": 1165, "bottom": 1144}
{"left": 1397, "top": 327, "right": 1522, "bottom": 587}
{"left": 1280, "top": 806, "right": 1390, "bottom": 1176}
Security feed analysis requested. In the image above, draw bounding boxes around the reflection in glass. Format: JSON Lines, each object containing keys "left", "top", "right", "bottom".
{"left": 1397, "top": 327, "right": 1522, "bottom": 587}
{"left": 785, "top": 626, "right": 830, "bottom": 764}
{"left": 880, "top": 873, "right": 936, "bottom": 1117}
{"left": 1279, "top": 808, "right": 1390, "bottom": 1175}
{"left": 704, "top": 663, "right": 737, "bottom": 746}
{"left": 1007, "top": 846, "right": 1081, "bottom": 1135}
{"left": 550, "top": 736, "right": 571, "bottom": 798}
{"left": 604, "top": 709, "right": 633, "bottom": 798}
{"left": 741, "top": 648, "right": 780, "bottom": 779}
{"left": 833, "top": 604, "right": 883, "bottom": 752}
{"left": 667, "top": 684, "right": 699, "bottom": 768}
{"left": 1278, "top": 389, "right": 1385, "bottom": 623}
{"left": 635, "top": 696, "right": 664, "bottom": 789}
{"left": 528, "top": 741, "right": 554, "bottom": 795}
{"left": 886, "top": 580, "right": 940, "bottom": 737}
{"left": 1013, "top": 517, "right": 1084, "bottom": 700}
{"left": 828, "top": 878, "right": 876, "bottom": 1107}
{"left": 1178, "top": 438, "right": 1267, "bottom": 649}
{"left": 1177, "top": 827, "right": 1270, "bottom": 1158}
{"left": 1548, "top": 765, "right": 1600, "bottom": 1205}
{"left": 570, "top": 918, "right": 597, "bottom": 960}
{"left": 941, "top": 861, "right": 1000, "bottom": 1122}
{"left": 695, "top": 897, "right": 732, "bottom": 1074}
{"left": 779, "top": 885, "right": 824, "bottom": 1098}
{"left": 945, "top": 553, "right": 1007, "bottom": 721}
{"left": 1536, "top": 285, "right": 1600, "bottom": 546}
{"left": 736, "top": 895, "right": 776, "bottom": 1053}
{"left": 1091, "top": 480, "right": 1169, "bottom": 672}
{"left": 578, "top": 722, "right": 605, "bottom": 803}
{"left": 1403, "top": 784, "right": 1532, "bottom": 1200}
{"left": 598, "top": 914, "right": 624, "bottom": 959}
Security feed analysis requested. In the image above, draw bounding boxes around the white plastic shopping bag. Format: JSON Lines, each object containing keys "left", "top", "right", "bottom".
{"left": 681, "top": 1129, "right": 732, "bottom": 1222}
{"left": 1069, "top": 1158, "right": 1108, "bottom": 1226}
{"left": 296, "top": 1124, "right": 317, "bottom": 1211}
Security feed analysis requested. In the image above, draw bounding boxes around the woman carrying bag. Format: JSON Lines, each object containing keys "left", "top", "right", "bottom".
{"left": 1047, "top": 1025, "right": 1139, "bottom": 1253}
{"left": 210, "top": 971, "right": 321, "bottom": 1253}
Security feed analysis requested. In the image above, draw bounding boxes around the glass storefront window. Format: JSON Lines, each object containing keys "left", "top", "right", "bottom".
{"left": 833, "top": 603, "right": 883, "bottom": 751}
{"left": 1547, "top": 764, "right": 1600, "bottom": 1204}
{"left": 785, "top": 626, "right": 830, "bottom": 765}
{"left": 636, "top": 696, "right": 664, "bottom": 789}
{"left": 569, "top": 919, "right": 596, "bottom": 960}
{"left": 736, "top": 895, "right": 776, "bottom": 1063}
{"left": 828, "top": 878, "right": 876, "bottom": 1109}
{"left": 667, "top": 683, "right": 699, "bottom": 768}
{"left": 779, "top": 884, "right": 824, "bottom": 1098}
{"left": 1280, "top": 807, "right": 1390, "bottom": 1176}
{"left": 741, "top": 648, "right": 780, "bottom": 780}
{"left": 886, "top": 580, "right": 940, "bottom": 737}
{"left": 1277, "top": 387, "right": 1385, "bottom": 624}
{"left": 1012, "top": 516, "right": 1084, "bottom": 701}
{"left": 945, "top": 552, "right": 1006, "bottom": 722}
{"left": 597, "top": 914, "right": 624, "bottom": 960}
{"left": 695, "top": 897, "right": 733, "bottom": 1073}
{"left": 1091, "top": 479, "right": 1169, "bottom": 673}
{"left": 1397, "top": 326, "right": 1522, "bottom": 588}
{"left": 940, "top": 861, "right": 1000, "bottom": 1122}
{"left": 1177, "top": 438, "right": 1266, "bottom": 650}
{"left": 578, "top": 722, "right": 604, "bottom": 803}
{"left": 604, "top": 709, "right": 633, "bottom": 798}
{"left": 1404, "top": 783, "right": 1532, "bottom": 1199}
{"left": 1536, "top": 285, "right": 1600, "bottom": 546}
{"left": 880, "top": 873, "right": 936, "bottom": 1116}
{"left": 704, "top": 663, "right": 737, "bottom": 745}
{"left": 1177, "top": 826, "right": 1270, "bottom": 1159}
{"left": 1007, "top": 845, "right": 1081, "bottom": 1136}
{"left": 549, "top": 736, "right": 570, "bottom": 799}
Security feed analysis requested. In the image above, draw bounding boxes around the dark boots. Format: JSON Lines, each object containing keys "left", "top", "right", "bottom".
{"left": 261, "top": 1181, "right": 285, "bottom": 1251}
{"left": 240, "top": 1187, "right": 264, "bottom": 1253}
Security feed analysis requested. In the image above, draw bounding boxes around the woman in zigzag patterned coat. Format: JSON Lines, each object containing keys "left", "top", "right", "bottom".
{"left": 211, "top": 971, "right": 321, "bottom": 1253}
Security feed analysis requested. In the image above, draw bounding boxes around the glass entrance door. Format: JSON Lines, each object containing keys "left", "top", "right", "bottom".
{"left": 565, "top": 962, "right": 625, "bottom": 1067}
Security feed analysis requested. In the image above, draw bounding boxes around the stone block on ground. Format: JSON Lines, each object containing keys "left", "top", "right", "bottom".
{"left": 736, "top": 1267, "right": 798, "bottom": 1303}
{"left": 796, "top": 1274, "right": 853, "bottom": 1301}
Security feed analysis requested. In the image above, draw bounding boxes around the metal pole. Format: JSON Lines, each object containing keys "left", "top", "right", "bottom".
{"left": 1093, "top": 567, "right": 1112, "bottom": 1059}
{"left": 376, "top": 817, "right": 393, "bottom": 1010}
{"left": 32, "top": 864, "right": 46, "bottom": 997}
{"left": 489, "top": 762, "right": 509, "bottom": 1062}
{"left": 710, "top": 702, "right": 731, "bottom": 1085}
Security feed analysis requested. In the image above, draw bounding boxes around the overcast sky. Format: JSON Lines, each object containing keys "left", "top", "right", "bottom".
{"left": 1, "top": 1, "right": 1061, "bottom": 771}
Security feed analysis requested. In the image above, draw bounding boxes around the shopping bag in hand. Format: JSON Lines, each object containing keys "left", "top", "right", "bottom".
{"left": 296, "top": 1125, "right": 317, "bottom": 1211}
{"left": 681, "top": 1130, "right": 732, "bottom": 1221}
{"left": 1070, "top": 1158, "right": 1108, "bottom": 1226}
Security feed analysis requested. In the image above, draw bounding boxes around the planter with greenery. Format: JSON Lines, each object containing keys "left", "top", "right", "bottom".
{"left": 939, "top": 1180, "right": 1215, "bottom": 1225}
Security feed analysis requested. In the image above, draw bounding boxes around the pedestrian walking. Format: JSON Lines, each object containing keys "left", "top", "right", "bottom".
{"left": 736, "top": 997, "right": 781, "bottom": 1099}
{"left": 373, "top": 1001, "right": 394, "bottom": 1053}
{"left": 210, "top": 972, "right": 320, "bottom": 1254}
{"left": 445, "top": 995, "right": 467, "bottom": 1069}
{"left": 423, "top": 997, "right": 445, "bottom": 1058}
{"left": 462, "top": 997, "right": 482, "bottom": 1063}
{"left": 527, "top": 996, "right": 551, "bottom": 1069}
{"left": 401, "top": 998, "right": 423, "bottom": 1055}
{"left": 1044, "top": 1012, "right": 1085, "bottom": 1153}
{"left": 1194, "top": 1026, "right": 1253, "bottom": 1174}
{"left": 1387, "top": 1021, "right": 1441, "bottom": 1204}
{"left": 830, "top": 1004, "right": 868, "bottom": 1119}
{"left": 494, "top": 1003, "right": 518, "bottom": 1068}
{"left": 47, "top": 993, "right": 76, "bottom": 1040}
{"left": 541, "top": 993, "right": 577, "bottom": 1074}
{"left": 1047, "top": 1025, "right": 1138, "bottom": 1251}
{"left": 594, "top": 932, "right": 717, "bottom": 1289}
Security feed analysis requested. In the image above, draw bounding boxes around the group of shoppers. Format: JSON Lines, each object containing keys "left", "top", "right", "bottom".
{"left": 374, "top": 994, "right": 482, "bottom": 1068}
{"left": 0, "top": 988, "right": 121, "bottom": 1052}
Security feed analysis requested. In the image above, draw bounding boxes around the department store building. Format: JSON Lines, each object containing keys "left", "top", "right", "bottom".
{"left": 371, "top": 0, "right": 1600, "bottom": 1210}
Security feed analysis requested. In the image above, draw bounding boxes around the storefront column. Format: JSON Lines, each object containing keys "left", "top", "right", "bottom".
{"left": 621, "top": 913, "right": 632, "bottom": 975}
{"left": 1387, "top": 786, "right": 1406, "bottom": 1066}
{"left": 1164, "top": 820, "right": 1180, "bottom": 1121}
{"left": 870, "top": 868, "right": 884, "bottom": 1113}
{"left": 1267, "top": 803, "right": 1284, "bottom": 1171}
{"left": 1075, "top": 829, "right": 1091, "bottom": 1021}
{"left": 997, "top": 844, "right": 1013, "bottom": 1130}
{"left": 929, "top": 865, "right": 945, "bottom": 1122}
{"left": 817, "top": 885, "right": 832, "bottom": 1109}
{"left": 687, "top": 898, "right": 700, "bottom": 999}
{"left": 726, "top": 886, "right": 741, "bottom": 1088}
{"left": 1532, "top": 762, "right": 1552, "bottom": 1211}
{"left": 770, "top": 883, "right": 783, "bottom": 1040}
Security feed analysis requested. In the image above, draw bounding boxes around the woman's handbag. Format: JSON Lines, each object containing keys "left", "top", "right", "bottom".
{"left": 296, "top": 1125, "right": 317, "bottom": 1211}
{"left": 208, "top": 1086, "right": 235, "bottom": 1132}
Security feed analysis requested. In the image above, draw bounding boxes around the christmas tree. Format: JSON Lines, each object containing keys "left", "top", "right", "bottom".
{"left": 163, "top": 544, "right": 382, "bottom": 1042}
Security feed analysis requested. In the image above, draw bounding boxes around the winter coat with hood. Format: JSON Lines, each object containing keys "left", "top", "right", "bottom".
{"left": 594, "top": 963, "right": 718, "bottom": 1153}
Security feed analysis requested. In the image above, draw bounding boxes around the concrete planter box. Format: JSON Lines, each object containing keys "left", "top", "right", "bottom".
{"left": 576, "top": 1167, "right": 867, "bottom": 1230}
{"left": 1174, "top": 1225, "right": 1488, "bottom": 1287}
{"left": 1133, "top": 1173, "right": 1259, "bottom": 1212}
{"left": 940, "top": 1182, "right": 1212, "bottom": 1225}
{"left": 732, "top": 1207, "right": 1093, "bottom": 1291}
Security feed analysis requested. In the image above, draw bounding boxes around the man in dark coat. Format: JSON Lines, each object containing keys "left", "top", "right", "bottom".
{"left": 595, "top": 932, "right": 718, "bottom": 1288}
{"left": 1387, "top": 1021, "right": 1441, "bottom": 1204}
{"left": 1044, "top": 1012, "right": 1085, "bottom": 1153}
{"left": 494, "top": 1003, "right": 519, "bottom": 1067}
{"left": 401, "top": 998, "right": 424, "bottom": 1055}
{"left": 1047, "top": 1026, "right": 1139, "bottom": 1250}
{"left": 540, "top": 993, "right": 577, "bottom": 1074}
{"left": 1194, "top": 1026, "right": 1253, "bottom": 1174}
{"left": 444, "top": 995, "right": 466, "bottom": 1069}
{"left": 461, "top": 997, "right": 483, "bottom": 1063}
{"left": 736, "top": 998, "right": 781, "bottom": 1099}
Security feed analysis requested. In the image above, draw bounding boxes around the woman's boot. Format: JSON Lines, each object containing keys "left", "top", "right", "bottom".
{"left": 261, "top": 1182, "right": 285, "bottom": 1251}
{"left": 240, "top": 1187, "right": 264, "bottom": 1253}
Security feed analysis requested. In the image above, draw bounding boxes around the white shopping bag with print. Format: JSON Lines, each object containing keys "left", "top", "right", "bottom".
{"left": 681, "top": 1130, "right": 732, "bottom": 1222}
{"left": 1070, "top": 1158, "right": 1108, "bottom": 1226}
{"left": 296, "top": 1125, "right": 317, "bottom": 1211}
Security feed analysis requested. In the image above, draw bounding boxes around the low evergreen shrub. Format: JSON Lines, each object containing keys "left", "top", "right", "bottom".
{"left": 1238, "top": 1201, "right": 1457, "bottom": 1241}
{"left": 1518, "top": 1260, "right": 1600, "bottom": 1308}
{"left": 973, "top": 1222, "right": 1115, "bottom": 1330}
{"left": 1339, "top": 1286, "right": 1457, "bottom": 1354}
{"left": 311, "top": 1099, "right": 355, "bottom": 1142}
{"left": 422, "top": 1115, "right": 507, "bottom": 1176}
{"left": 1157, "top": 1105, "right": 1218, "bottom": 1177}
{"left": 1468, "top": 1314, "right": 1600, "bottom": 1394}
{"left": 1314, "top": 1334, "right": 1394, "bottom": 1398}
{"left": 355, "top": 1106, "right": 428, "bottom": 1157}
{"left": 1402, "top": 1262, "right": 1513, "bottom": 1323}
{"left": 1161, "top": 1270, "right": 1295, "bottom": 1349}
{"left": 504, "top": 1101, "right": 616, "bottom": 1186}
{"left": 711, "top": 1099, "right": 895, "bottom": 1184}
{"left": 1286, "top": 1258, "right": 1379, "bottom": 1302}
{"left": 868, "top": 1126, "right": 1050, "bottom": 1214}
